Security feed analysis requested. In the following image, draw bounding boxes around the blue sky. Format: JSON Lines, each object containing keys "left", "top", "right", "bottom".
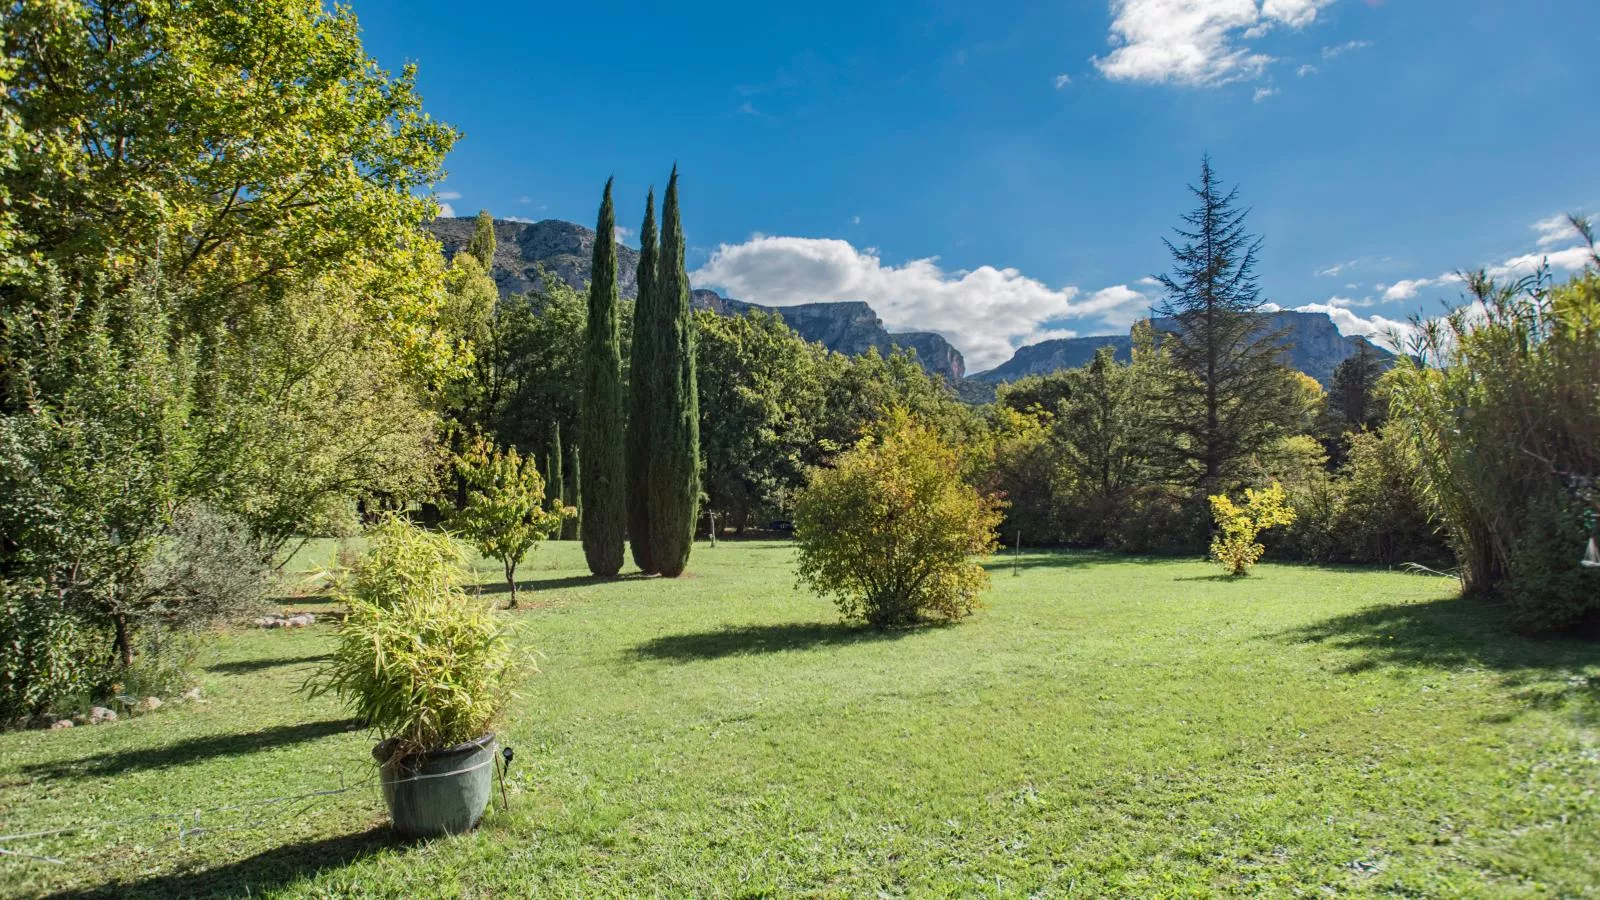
{"left": 355, "top": 0, "right": 1600, "bottom": 371}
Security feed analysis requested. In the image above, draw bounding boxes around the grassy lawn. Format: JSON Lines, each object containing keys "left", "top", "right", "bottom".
{"left": 1, "top": 541, "right": 1597, "bottom": 897}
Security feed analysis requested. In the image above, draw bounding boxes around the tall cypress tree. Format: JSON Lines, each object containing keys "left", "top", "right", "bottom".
{"left": 1153, "top": 156, "right": 1298, "bottom": 500}
{"left": 548, "top": 421, "right": 565, "bottom": 506}
{"left": 467, "top": 208, "right": 496, "bottom": 270}
{"left": 579, "top": 179, "right": 626, "bottom": 576}
{"left": 649, "top": 167, "right": 701, "bottom": 577}
{"left": 566, "top": 441, "right": 582, "bottom": 541}
{"left": 626, "top": 189, "right": 660, "bottom": 573}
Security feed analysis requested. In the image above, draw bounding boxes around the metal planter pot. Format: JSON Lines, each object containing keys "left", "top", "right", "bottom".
{"left": 379, "top": 732, "right": 496, "bottom": 839}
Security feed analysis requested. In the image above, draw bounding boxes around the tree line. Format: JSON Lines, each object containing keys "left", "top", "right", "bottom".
{"left": 3, "top": 0, "right": 1595, "bottom": 724}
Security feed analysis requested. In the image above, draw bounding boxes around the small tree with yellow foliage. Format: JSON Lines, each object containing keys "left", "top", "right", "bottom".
{"left": 1208, "top": 481, "right": 1296, "bottom": 576}
{"left": 793, "top": 412, "right": 1004, "bottom": 629}
{"left": 447, "top": 436, "right": 569, "bottom": 607}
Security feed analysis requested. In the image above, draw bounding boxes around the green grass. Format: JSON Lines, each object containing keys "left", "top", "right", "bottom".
{"left": 2, "top": 541, "right": 1597, "bottom": 897}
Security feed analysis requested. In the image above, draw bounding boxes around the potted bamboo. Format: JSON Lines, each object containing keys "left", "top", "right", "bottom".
{"left": 309, "top": 519, "right": 517, "bottom": 838}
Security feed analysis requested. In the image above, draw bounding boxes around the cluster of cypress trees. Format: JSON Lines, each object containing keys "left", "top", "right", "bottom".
{"left": 581, "top": 169, "right": 701, "bottom": 578}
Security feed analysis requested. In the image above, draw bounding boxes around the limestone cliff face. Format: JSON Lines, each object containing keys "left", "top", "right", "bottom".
{"left": 974, "top": 310, "right": 1391, "bottom": 387}
{"left": 972, "top": 335, "right": 1134, "bottom": 383}
{"left": 427, "top": 217, "right": 640, "bottom": 299}
{"left": 690, "top": 292, "right": 965, "bottom": 380}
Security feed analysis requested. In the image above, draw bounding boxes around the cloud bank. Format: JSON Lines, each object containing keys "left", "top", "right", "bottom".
{"left": 690, "top": 236, "right": 1151, "bottom": 370}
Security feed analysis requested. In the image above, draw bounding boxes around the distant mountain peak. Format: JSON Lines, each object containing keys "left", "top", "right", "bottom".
{"left": 425, "top": 217, "right": 964, "bottom": 381}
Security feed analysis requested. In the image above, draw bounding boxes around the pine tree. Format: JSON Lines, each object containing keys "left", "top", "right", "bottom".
{"left": 649, "top": 167, "right": 702, "bottom": 577}
{"left": 467, "top": 209, "right": 496, "bottom": 270}
{"left": 626, "top": 189, "right": 660, "bottom": 573}
{"left": 579, "top": 179, "right": 626, "bottom": 576}
{"left": 1153, "top": 156, "right": 1298, "bottom": 498}
{"left": 1330, "top": 342, "right": 1385, "bottom": 430}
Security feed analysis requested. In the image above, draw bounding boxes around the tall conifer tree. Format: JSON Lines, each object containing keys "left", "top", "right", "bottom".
{"left": 1330, "top": 342, "right": 1385, "bottom": 431}
{"left": 566, "top": 442, "right": 582, "bottom": 541}
{"left": 548, "top": 421, "right": 565, "bottom": 505}
{"left": 626, "top": 189, "right": 660, "bottom": 573}
{"left": 649, "top": 167, "right": 701, "bottom": 577}
{"left": 467, "top": 208, "right": 496, "bottom": 270}
{"left": 579, "top": 179, "right": 626, "bottom": 576}
{"left": 1153, "top": 156, "right": 1298, "bottom": 499}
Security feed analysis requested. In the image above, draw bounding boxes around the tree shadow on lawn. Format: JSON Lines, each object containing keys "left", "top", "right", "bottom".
{"left": 630, "top": 621, "right": 928, "bottom": 661}
{"left": 206, "top": 652, "right": 331, "bottom": 675}
{"left": 980, "top": 549, "right": 1123, "bottom": 574}
{"left": 21, "top": 718, "right": 362, "bottom": 780}
{"left": 1283, "top": 593, "right": 1600, "bottom": 677}
{"left": 475, "top": 572, "right": 655, "bottom": 596}
{"left": 47, "top": 826, "right": 396, "bottom": 899}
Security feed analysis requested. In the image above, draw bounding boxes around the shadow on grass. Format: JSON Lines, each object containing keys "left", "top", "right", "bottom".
{"left": 206, "top": 653, "right": 331, "bottom": 675}
{"left": 630, "top": 621, "right": 924, "bottom": 661}
{"left": 22, "top": 719, "right": 362, "bottom": 780}
{"left": 1172, "top": 574, "right": 1241, "bottom": 583}
{"left": 980, "top": 550, "right": 1115, "bottom": 575}
{"left": 1283, "top": 594, "right": 1600, "bottom": 675}
{"left": 47, "top": 827, "right": 396, "bottom": 899}
{"left": 476, "top": 572, "right": 656, "bottom": 596}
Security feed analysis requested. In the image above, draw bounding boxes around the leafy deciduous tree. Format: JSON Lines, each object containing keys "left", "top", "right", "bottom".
{"left": 447, "top": 435, "right": 565, "bottom": 608}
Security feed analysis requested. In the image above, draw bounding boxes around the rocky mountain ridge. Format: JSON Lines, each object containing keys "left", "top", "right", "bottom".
{"left": 972, "top": 310, "right": 1393, "bottom": 387}
{"left": 427, "top": 217, "right": 965, "bottom": 380}
{"left": 427, "top": 217, "right": 1386, "bottom": 394}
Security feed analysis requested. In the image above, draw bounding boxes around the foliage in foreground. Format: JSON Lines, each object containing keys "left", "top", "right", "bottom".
{"left": 311, "top": 521, "right": 515, "bottom": 756}
{"left": 1209, "top": 481, "right": 1296, "bottom": 576}
{"left": 794, "top": 413, "right": 1003, "bottom": 628}
{"left": 1389, "top": 242, "right": 1600, "bottom": 631}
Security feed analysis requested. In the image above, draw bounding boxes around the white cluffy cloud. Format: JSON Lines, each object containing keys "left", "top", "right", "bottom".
{"left": 1055, "top": 73, "right": 1074, "bottom": 89}
{"left": 690, "top": 236, "right": 1151, "bottom": 370}
{"left": 436, "top": 190, "right": 462, "bottom": 201}
{"left": 1093, "top": 0, "right": 1336, "bottom": 87}
{"left": 1532, "top": 213, "right": 1582, "bottom": 248}
{"left": 437, "top": 202, "right": 457, "bottom": 218}
{"left": 1292, "top": 303, "right": 1414, "bottom": 346}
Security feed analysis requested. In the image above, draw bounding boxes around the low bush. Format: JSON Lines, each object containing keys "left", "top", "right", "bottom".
{"left": 793, "top": 412, "right": 1003, "bottom": 628}
{"left": 1209, "top": 481, "right": 1296, "bottom": 576}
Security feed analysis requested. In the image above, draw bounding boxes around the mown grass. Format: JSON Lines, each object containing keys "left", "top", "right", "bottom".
{"left": 1, "top": 541, "right": 1596, "bottom": 897}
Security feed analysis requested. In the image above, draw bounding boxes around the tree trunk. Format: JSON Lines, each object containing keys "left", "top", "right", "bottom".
{"left": 113, "top": 613, "right": 133, "bottom": 669}
{"left": 505, "top": 559, "right": 518, "bottom": 609}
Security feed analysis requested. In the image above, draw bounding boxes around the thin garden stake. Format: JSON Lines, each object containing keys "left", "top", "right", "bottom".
{"left": 1013, "top": 530, "right": 1021, "bottom": 577}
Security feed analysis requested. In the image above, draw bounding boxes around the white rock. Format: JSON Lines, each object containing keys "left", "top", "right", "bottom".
{"left": 181, "top": 687, "right": 205, "bottom": 703}
{"left": 138, "top": 696, "right": 163, "bottom": 713}
{"left": 50, "top": 719, "right": 74, "bottom": 729}
{"left": 87, "top": 706, "right": 117, "bottom": 724}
